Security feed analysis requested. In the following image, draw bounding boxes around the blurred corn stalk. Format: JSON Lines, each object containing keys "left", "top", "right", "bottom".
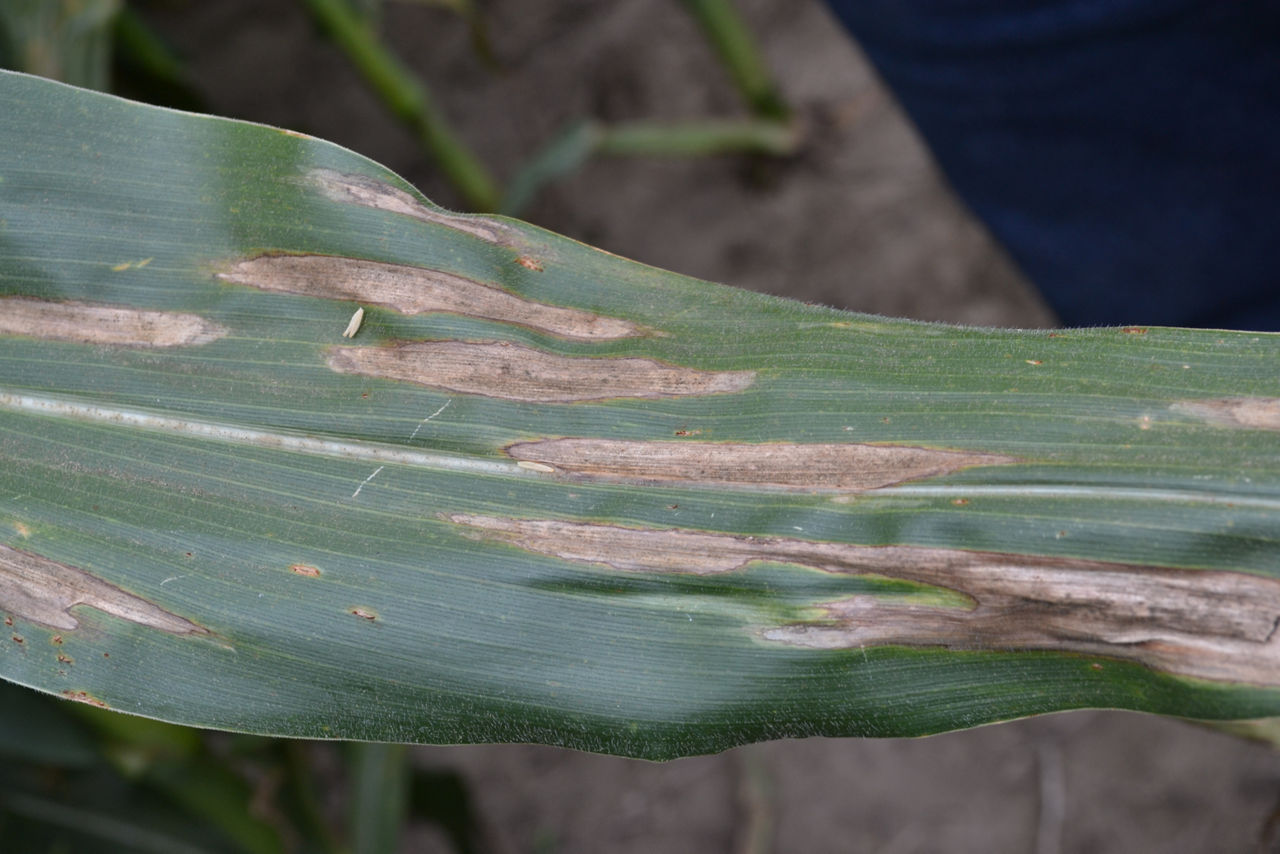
{"left": 0, "top": 0, "right": 120, "bottom": 89}
{"left": 300, "top": 0, "right": 801, "bottom": 211}
{"left": 0, "top": 679, "right": 490, "bottom": 853}
{"left": 0, "top": 0, "right": 800, "bottom": 213}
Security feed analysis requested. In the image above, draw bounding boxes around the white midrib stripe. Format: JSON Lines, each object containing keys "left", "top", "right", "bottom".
{"left": 2, "top": 389, "right": 1278, "bottom": 512}
{"left": 0, "top": 391, "right": 518, "bottom": 477}
{"left": 878, "top": 483, "right": 1280, "bottom": 512}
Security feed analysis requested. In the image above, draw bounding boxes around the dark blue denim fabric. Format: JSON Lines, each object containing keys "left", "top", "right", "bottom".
{"left": 823, "top": 1, "right": 1280, "bottom": 330}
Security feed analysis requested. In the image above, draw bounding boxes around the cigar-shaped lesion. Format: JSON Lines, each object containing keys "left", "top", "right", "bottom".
{"left": 504, "top": 438, "right": 1014, "bottom": 492}
{"left": 0, "top": 543, "right": 207, "bottom": 635}
{"left": 306, "top": 168, "right": 515, "bottom": 247}
{"left": 218, "top": 254, "right": 640, "bottom": 341}
{"left": 448, "top": 513, "right": 1280, "bottom": 686}
{"left": 1172, "top": 398, "right": 1280, "bottom": 432}
{"left": 0, "top": 298, "right": 226, "bottom": 348}
{"left": 328, "top": 341, "right": 755, "bottom": 403}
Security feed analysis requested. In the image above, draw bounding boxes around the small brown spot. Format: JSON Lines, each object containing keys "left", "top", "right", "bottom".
{"left": 951, "top": 498, "right": 970, "bottom": 506}
{"left": 667, "top": 504, "right": 679, "bottom": 510}
{"left": 219, "top": 254, "right": 638, "bottom": 341}
{"left": 329, "top": 341, "right": 755, "bottom": 403}
{"left": 449, "top": 514, "right": 1280, "bottom": 686}
{"left": 515, "top": 256, "right": 544, "bottom": 272}
{"left": 1121, "top": 326, "right": 1148, "bottom": 334}
{"left": 1173, "top": 398, "right": 1280, "bottom": 432}
{"left": 505, "top": 439, "right": 1015, "bottom": 492}
{"left": 0, "top": 544, "right": 207, "bottom": 635}
{"left": 307, "top": 168, "right": 515, "bottom": 246}
{"left": 674, "top": 429, "right": 702, "bottom": 437}
{"left": 1025, "top": 359, "right": 1042, "bottom": 366}
{"left": 1047, "top": 332, "right": 1063, "bottom": 338}
{"left": 349, "top": 607, "right": 378, "bottom": 621}
{"left": 13, "top": 523, "right": 31, "bottom": 538}
{"left": 290, "top": 564, "right": 322, "bottom": 577}
{"left": 3, "top": 615, "right": 10, "bottom": 626}
{"left": 1091, "top": 662, "right": 1104, "bottom": 671}
{"left": 11, "top": 634, "right": 22, "bottom": 644}
{"left": 0, "top": 298, "right": 227, "bottom": 348}
{"left": 56, "top": 652, "right": 73, "bottom": 664}
{"left": 50, "top": 635, "right": 62, "bottom": 645}
{"left": 61, "top": 690, "right": 107, "bottom": 708}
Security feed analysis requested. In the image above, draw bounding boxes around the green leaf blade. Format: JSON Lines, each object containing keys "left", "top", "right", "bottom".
{"left": 2, "top": 70, "right": 1278, "bottom": 759}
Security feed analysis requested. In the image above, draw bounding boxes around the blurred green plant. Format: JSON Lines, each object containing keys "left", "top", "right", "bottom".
{"left": 678, "top": 0, "right": 789, "bottom": 120}
{"left": 301, "top": 0, "right": 504, "bottom": 211}
{"left": 0, "top": 681, "right": 490, "bottom": 853}
{"left": 0, "top": 0, "right": 120, "bottom": 89}
{"left": 0, "top": 0, "right": 798, "bottom": 213}
{"left": 302, "top": 0, "right": 799, "bottom": 212}
{"left": 352, "top": 0, "right": 497, "bottom": 68}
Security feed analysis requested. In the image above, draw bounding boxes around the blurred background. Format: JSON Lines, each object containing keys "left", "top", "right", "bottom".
{"left": 2, "top": 1, "right": 1279, "bottom": 851}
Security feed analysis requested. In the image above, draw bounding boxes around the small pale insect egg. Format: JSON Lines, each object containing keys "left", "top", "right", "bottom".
{"left": 341, "top": 307, "right": 365, "bottom": 338}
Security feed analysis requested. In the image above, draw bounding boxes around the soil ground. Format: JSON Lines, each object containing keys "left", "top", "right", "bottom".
{"left": 140, "top": 1, "right": 1280, "bottom": 851}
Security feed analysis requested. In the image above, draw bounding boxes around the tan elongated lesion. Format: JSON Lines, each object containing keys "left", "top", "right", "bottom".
{"left": 1173, "top": 398, "right": 1280, "bottom": 432}
{"left": 0, "top": 543, "right": 206, "bottom": 635}
{"left": 306, "top": 168, "right": 514, "bottom": 246}
{"left": 328, "top": 341, "right": 756, "bottom": 403}
{"left": 448, "top": 514, "right": 1280, "bottom": 686}
{"left": 505, "top": 438, "right": 1014, "bottom": 491}
{"left": 218, "top": 254, "right": 639, "bottom": 341}
{"left": 0, "top": 298, "right": 226, "bottom": 347}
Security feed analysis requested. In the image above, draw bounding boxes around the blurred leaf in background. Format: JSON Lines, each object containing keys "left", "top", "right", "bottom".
{"left": 0, "top": 681, "right": 495, "bottom": 853}
{"left": 0, "top": 0, "right": 801, "bottom": 214}
{"left": 0, "top": 0, "right": 120, "bottom": 89}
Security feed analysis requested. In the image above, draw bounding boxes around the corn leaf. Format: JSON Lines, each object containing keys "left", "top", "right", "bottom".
{"left": 1, "top": 70, "right": 1278, "bottom": 759}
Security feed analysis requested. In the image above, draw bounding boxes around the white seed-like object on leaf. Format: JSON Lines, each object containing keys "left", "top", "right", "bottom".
{"left": 341, "top": 306, "right": 364, "bottom": 338}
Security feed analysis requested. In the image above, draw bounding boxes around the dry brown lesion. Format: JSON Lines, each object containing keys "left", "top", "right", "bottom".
{"left": 0, "top": 298, "right": 227, "bottom": 347}
{"left": 1173, "top": 398, "right": 1280, "bottom": 432}
{"left": 61, "top": 689, "right": 108, "bottom": 708}
{"left": 306, "top": 168, "right": 514, "bottom": 247}
{"left": 448, "top": 514, "right": 1280, "bottom": 686}
{"left": 766, "top": 563, "right": 1280, "bottom": 686}
{"left": 327, "top": 341, "right": 756, "bottom": 403}
{"left": 218, "top": 254, "right": 639, "bottom": 341}
{"left": 505, "top": 438, "right": 1014, "bottom": 491}
{"left": 0, "top": 543, "right": 206, "bottom": 635}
